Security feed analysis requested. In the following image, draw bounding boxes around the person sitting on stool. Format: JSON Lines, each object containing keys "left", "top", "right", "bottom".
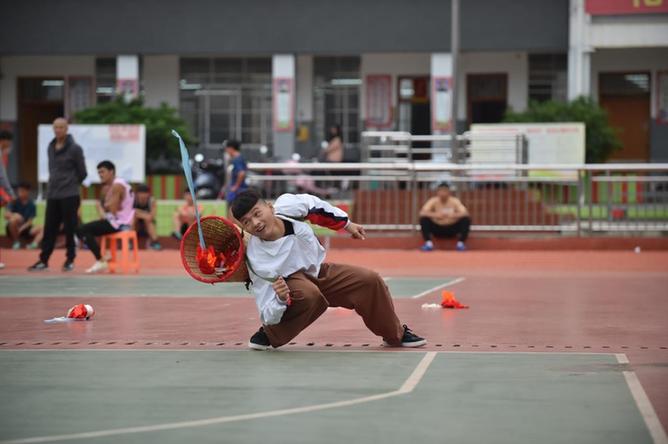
{"left": 419, "top": 182, "right": 471, "bottom": 252}
{"left": 5, "top": 182, "right": 43, "bottom": 250}
{"left": 76, "top": 160, "right": 135, "bottom": 273}
{"left": 133, "top": 184, "right": 161, "bottom": 250}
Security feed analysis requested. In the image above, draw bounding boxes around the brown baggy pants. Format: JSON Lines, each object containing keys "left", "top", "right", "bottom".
{"left": 263, "top": 263, "right": 404, "bottom": 348}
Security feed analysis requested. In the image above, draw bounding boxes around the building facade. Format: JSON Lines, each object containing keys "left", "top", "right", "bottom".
{"left": 1, "top": 0, "right": 667, "bottom": 185}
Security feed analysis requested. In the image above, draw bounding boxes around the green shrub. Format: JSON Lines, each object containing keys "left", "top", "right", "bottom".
{"left": 74, "top": 98, "right": 193, "bottom": 167}
{"left": 504, "top": 97, "right": 621, "bottom": 163}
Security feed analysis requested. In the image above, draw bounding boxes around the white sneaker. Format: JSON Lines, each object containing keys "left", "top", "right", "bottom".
{"left": 0, "top": 262, "right": 5, "bottom": 270}
{"left": 86, "top": 260, "right": 108, "bottom": 274}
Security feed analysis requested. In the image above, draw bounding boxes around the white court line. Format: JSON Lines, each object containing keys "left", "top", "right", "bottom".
{"left": 615, "top": 353, "right": 630, "bottom": 364}
{"left": 411, "top": 277, "right": 466, "bottom": 299}
{"left": 616, "top": 354, "right": 668, "bottom": 444}
{"left": 0, "top": 352, "right": 437, "bottom": 444}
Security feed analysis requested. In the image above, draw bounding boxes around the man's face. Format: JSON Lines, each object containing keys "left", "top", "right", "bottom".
{"left": 53, "top": 119, "right": 68, "bottom": 139}
{"left": 184, "top": 193, "right": 193, "bottom": 205}
{"left": 225, "top": 146, "right": 236, "bottom": 158}
{"left": 136, "top": 191, "right": 149, "bottom": 204}
{"left": 17, "top": 187, "right": 30, "bottom": 201}
{"left": 437, "top": 187, "right": 450, "bottom": 201}
{"left": 97, "top": 167, "right": 114, "bottom": 184}
{"left": 237, "top": 201, "right": 275, "bottom": 239}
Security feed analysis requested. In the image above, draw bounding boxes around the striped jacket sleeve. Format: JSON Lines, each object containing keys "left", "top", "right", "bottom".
{"left": 274, "top": 193, "right": 349, "bottom": 231}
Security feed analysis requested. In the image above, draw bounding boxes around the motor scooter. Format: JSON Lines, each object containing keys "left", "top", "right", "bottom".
{"left": 192, "top": 153, "right": 226, "bottom": 200}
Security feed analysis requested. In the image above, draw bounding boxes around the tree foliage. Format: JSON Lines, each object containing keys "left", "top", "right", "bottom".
{"left": 75, "top": 98, "right": 193, "bottom": 162}
{"left": 504, "top": 97, "right": 621, "bottom": 163}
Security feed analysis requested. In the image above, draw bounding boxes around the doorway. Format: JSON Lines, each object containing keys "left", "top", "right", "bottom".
{"left": 196, "top": 89, "right": 243, "bottom": 151}
{"left": 467, "top": 73, "right": 508, "bottom": 125}
{"left": 314, "top": 83, "right": 360, "bottom": 154}
{"left": 398, "top": 76, "right": 431, "bottom": 160}
{"left": 599, "top": 72, "right": 650, "bottom": 161}
{"left": 17, "top": 78, "right": 65, "bottom": 187}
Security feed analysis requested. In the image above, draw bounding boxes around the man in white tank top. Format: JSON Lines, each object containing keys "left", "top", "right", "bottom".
{"left": 76, "top": 160, "right": 135, "bottom": 273}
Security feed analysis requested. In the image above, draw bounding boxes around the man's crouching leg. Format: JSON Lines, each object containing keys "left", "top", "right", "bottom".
{"left": 261, "top": 272, "right": 329, "bottom": 348}
{"left": 319, "top": 263, "right": 407, "bottom": 346}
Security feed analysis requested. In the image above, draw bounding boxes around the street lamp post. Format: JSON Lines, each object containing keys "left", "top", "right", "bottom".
{"left": 450, "top": 0, "right": 460, "bottom": 163}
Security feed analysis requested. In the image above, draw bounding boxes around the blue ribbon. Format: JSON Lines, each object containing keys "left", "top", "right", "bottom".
{"left": 172, "top": 130, "right": 205, "bottom": 249}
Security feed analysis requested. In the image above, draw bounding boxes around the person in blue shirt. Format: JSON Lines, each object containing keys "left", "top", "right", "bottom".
{"left": 5, "top": 182, "right": 43, "bottom": 249}
{"left": 223, "top": 140, "right": 248, "bottom": 208}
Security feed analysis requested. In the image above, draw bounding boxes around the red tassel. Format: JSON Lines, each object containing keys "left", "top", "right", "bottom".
{"left": 441, "top": 290, "right": 469, "bottom": 309}
{"left": 196, "top": 245, "right": 225, "bottom": 275}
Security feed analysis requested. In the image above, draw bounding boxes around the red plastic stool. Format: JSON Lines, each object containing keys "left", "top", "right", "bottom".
{"left": 100, "top": 230, "right": 140, "bottom": 273}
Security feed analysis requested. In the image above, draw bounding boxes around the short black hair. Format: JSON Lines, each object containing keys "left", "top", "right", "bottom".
{"left": 0, "top": 130, "right": 13, "bottom": 141}
{"left": 97, "top": 160, "right": 115, "bottom": 172}
{"left": 437, "top": 182, "right": 450, "bottom": 189}
{"left": 231, "top": 189, "right": 262, "bottom": 220}
{"left": 17, "top": 181, "right": 32, "bottom": 190}
{"left": 225, "top": 140, "right": 241, "bottom": 151}
{"left": 136, "top": 184, "right": 150, "bottom": 193}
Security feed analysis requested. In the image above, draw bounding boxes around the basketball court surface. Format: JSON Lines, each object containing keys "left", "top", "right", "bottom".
{"left": 1, "top": 249, "right": 666, "bottom": 444}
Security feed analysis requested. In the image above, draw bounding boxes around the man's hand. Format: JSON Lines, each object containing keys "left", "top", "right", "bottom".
{"left": 345, "top": 222, "right": 366, "bottom": 240}
{"left": 272, "top": 277, "right": 292, "bottom": 304}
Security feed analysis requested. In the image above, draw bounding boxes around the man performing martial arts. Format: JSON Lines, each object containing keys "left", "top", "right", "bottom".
{"left": 229, "top": 189, "right": 427, "bottom": 350}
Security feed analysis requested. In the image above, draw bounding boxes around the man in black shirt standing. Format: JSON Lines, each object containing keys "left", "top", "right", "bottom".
{"left": 29, "top": 118, "right": 87, "bottom": 272}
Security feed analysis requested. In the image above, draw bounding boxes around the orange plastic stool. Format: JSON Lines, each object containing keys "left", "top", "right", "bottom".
{"left": 100, "top": 230, "right": 140, "bottom": 274}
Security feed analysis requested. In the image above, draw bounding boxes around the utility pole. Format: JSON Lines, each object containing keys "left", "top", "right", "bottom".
{"left": 450, "top": 0, "right": 460, "bottom": 163}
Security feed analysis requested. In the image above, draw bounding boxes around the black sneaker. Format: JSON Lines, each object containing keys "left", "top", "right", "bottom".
{"left": 399, "top": 325, "right": 427, "bottom": 347}
{"left": 62, "top": 261, "right": 74, "bottom": 272}
{"left": 28, "top": 261, "right": 48, "bottom": 272}
{"left": 248, "top": 327, "right": 271, "bottom": 351}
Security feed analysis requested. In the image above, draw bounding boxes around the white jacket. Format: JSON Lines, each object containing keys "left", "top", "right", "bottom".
{"left": 247, "top": 193, "right": 349, "bottom": 325}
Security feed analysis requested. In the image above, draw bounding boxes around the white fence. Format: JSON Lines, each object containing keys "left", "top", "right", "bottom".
{"left": 246, "top": 162, "right": 668, "bottom": 235}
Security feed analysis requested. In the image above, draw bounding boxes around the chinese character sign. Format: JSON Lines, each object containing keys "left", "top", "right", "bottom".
{"left": 273, "top": 78, "right": 294, "bottom": 132}
{"left": 365, "top": 75, "right": 392, "bottom": 129}
{"left": 432, "top": 77, "right": 452, "bottom": 132}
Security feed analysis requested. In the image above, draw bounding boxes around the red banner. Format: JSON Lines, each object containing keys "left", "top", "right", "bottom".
{"left": 586, "top": 0, "right": 668, "bottom": 15}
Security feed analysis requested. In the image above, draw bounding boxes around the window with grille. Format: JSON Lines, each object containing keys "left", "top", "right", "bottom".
{"left": 95, "top": 58, "right": 116, "bottom": 104}
{"left": 179, "top": 57, "right": 272, "bottom": 150}
{"left": 529, "top": 54, "right": 567, "bottom": 103}
{"left": 313, "top": 56, "right": 361, "bottom": 149}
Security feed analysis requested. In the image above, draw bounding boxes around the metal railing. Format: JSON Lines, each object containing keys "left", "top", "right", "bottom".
{"left": 361, "top": 130, "right": 528, "bottom": 166}
{"left": 246, "top": 162, "right": 668, "bottom": 236}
